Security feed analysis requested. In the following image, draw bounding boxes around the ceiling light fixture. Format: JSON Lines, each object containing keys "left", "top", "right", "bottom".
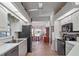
{"left": 28, "top": 2, "right": 43, "bottom": 12}
{"left": 28, "top": 9, "right": 38, "bottom": 11}
{"left": 38, "top": 2, "right": 43, "bottom": 9}
{"left": 75, "top": 2, "right": 79, "bottom": 5}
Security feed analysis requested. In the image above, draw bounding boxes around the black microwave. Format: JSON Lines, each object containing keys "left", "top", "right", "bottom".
{"left": 62, "top": 23, "right": 73, "bottom": 32}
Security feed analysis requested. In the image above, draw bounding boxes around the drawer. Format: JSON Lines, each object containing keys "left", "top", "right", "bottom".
{"left": 19, "top": 40, "right": 27, "bottom": 56}
{"left": 5, "top": 46, "right": 18, "bottom": 56}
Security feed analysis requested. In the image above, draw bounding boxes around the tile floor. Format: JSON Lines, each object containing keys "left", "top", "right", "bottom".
{"left": 27, "top": 41, "right": 58, "bottom": 56}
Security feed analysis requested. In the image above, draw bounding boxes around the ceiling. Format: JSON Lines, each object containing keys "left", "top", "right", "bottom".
{"left": 22, "top": 2, "right": 66, "bottom": 19}
{"left": 21, "top": 2, "right": 66, "bottom": 28}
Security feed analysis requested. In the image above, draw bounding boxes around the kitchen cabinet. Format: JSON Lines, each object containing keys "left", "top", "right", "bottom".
{"left": 19, "top": 39, "right": 27, "bottom": 56}
{"left": 71, "top": 11, "right": 79, "bottom": 31}
{"left": 8, "top": 14, "right": 22, "bottom": 36}
{"left": 9, "top": 15, "right": 17, "bottom": 36}
{"left": 14, "top": 20, "right": 22, "bottom": 32}
{"left": 0, "top": 5, "right": 8, "bottom": 31}
{"left": 5, "top": 46, "right": 18, "bottom": 56}
{"left": 61, "top": 16, "right": 72, "bottom": 26}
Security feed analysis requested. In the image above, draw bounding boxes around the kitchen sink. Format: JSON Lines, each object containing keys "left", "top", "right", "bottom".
{"left": 5, "top": 40, "right": 23, "bottom": 43}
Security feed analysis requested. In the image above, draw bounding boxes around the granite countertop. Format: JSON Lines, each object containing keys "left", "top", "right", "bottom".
{"left": 0, "top": 38, "right": 27, "bottom": 56}
{"left": 0, "top": 43, "right": 18, "bottom": 56}
{"left": 66, "top": 41, "right": 79, "bottom": 45}
{"left": 67, "top": 43, "right": 79, "bottom": 56}
{"left": 66, "top": 41, "right": 79, "bottom": 56}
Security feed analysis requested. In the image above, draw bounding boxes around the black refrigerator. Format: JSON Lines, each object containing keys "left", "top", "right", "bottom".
{"left": 18, "top": 25, "right": 32, "bottom": 52}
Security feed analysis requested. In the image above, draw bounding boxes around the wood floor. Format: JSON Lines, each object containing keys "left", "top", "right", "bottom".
{"left": 27, "top": 41, "right": 58, "bottom": 56}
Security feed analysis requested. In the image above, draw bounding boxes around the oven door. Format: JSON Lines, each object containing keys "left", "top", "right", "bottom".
{"left": 57, "top": 39, "right": 65, "bottom": 56}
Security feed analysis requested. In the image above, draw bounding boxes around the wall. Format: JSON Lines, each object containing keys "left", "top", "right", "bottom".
{"left": 54, "top": 20, "right": 61, "bottom": 51}
{"left": 0, "top": 36, "right": 12, "bottom": 43}
{"left": 32, "top": 21, "right": 50, "bottom": 28}
{"left": 49, "top": 12, "right": 58, "bottom": 50}
{"left": 32, "top": 16, "right": 50, "bottom": 21}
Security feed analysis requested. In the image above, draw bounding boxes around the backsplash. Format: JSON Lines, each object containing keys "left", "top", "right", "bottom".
{"left": 0, "top": 36, "right": 12, "bottom": 42}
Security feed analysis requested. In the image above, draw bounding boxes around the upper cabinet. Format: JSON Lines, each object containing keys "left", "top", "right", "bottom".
{"left": 0, "top": 5, "right": 8, "bottom": 31}
{"left": 8, "top": 14, "right": 22, "bottom": 32}
{"left": 61, "top": 16, "right": 72, "bottom": 25}
{"left": 60, "top": 10, "right": 79, "bottom": 32}
{"left": 71, "top": 11, "right": 79, "bottom": 31}
{"left": 14, "top": 20, "right": 22, "bottom": 32}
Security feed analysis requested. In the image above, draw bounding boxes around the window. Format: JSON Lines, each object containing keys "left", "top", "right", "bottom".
{"left": 0, "top": 32, "right": 7, "bottom": 37}
{"left": 0, "top": 24, "right": 11, "bottom": 37}
{"left": 0, "top": 14, "right": 11, "bottom": 37}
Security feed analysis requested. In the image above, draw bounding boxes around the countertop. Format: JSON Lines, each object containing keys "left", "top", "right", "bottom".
{"left": 66, "top": 41, "right": 79, "bottom": 56}
{"left": 67, "top": 43, "right": 79, "bottom": 56}
{"left": 66, "top": 41, "right": 78, "bottom": 45}
{"left": 0, "top": 43, "right": 18, "bottom": 56}
{"left": 0, "top": 38, "right": 27, "bottom": 56}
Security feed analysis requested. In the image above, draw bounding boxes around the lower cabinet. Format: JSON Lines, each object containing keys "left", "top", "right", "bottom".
{"left": 18, "top": 39, "right": 27, "bottom": 56}
{"left": 5, "top": 46, "right": 18, "bottom": 56}
{"left": 4, "top": 40, "right": 27, "bottom": 56}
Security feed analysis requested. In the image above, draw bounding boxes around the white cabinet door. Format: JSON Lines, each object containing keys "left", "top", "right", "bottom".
{"left": 19, "top": 39, "right": 27, "bottom": 56}
{"left": 61, "top": 16, "right": 72, "bottom": 25}
{"left": 72, "top": 11, "right": 79, "bottom": 31}
{"left": 14, "top": 21, "right": 22, "bottom": 32}
{"left": 0, "top": 5, "right": 8, "bottom": 31}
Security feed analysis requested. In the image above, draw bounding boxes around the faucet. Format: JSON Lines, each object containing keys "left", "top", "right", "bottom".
{"left": 12, "top": 36, "right": 15, "bottom": 41}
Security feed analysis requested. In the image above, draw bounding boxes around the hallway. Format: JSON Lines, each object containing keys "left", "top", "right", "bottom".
{"left": 27, "top": 41, "right": 58, "bottom": 56}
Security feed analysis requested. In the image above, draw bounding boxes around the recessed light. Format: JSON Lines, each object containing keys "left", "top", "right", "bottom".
{"left": 75, "top": 2, "right": 79, "bottom": 5}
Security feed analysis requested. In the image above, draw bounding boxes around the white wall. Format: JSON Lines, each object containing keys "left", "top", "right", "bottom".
{"left": 54, "top": 20, "right": 61, "bottom": 51}
{"left": 32, "top": 16, "right": 50, "bottom": 21}
{"left": 32, "top": 21, "right": 50, "bottom": 28}
{"left": 0, "top": 36, "right": 12, "bottom": 43}
{"left": 49, "top": 12, "right": 57, "bottom": 50}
